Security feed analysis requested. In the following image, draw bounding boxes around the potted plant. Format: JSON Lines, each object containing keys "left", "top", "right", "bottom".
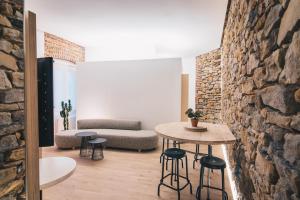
{"left": 185, "top": 108, "right": 203, "bottom": 127}
{"left": 60, "top": 99, "right": 72, "bottom": 130}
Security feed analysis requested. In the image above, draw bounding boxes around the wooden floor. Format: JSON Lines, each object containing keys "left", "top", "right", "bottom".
{"left": 42, "top": 143, "right": 232, "bottom": 200}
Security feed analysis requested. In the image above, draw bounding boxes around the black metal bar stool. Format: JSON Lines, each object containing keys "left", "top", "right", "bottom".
{"left": 158, "top": 148, "right": 192, "bottom": 200}
{"left": 196, "top": 155, "right": 228, "bottom": 200}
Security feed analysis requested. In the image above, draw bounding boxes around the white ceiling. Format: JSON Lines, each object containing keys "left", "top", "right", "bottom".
{"left": 26, "top": 0, "right": 228, "bottom": 61}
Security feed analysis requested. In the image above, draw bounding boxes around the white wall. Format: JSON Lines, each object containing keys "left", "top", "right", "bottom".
{"left": 36, "top": 30, "right": 45, "bottom": 58}
{"left": 77, "top": 58, "right": 182, "bottom": 130}
{"left": 182, "top": 57, "right": 196, "bottom": 109}
{"left": 85, "top": 42, "right": 157, "bottom": 62}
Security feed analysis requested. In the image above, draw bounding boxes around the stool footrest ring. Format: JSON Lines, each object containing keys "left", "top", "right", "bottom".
{"left": 161, "top": 173, "right": 191, "bottom": 181}
{"left": 196, "top": 185, "right": 228, "bottom": 200}
{"left": 158, "top": 181, "right": 191, "bottom": 192}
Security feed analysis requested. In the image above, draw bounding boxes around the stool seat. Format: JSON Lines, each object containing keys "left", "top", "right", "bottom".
{"left": 200, "top": 156, "right": 226, "bottom": 169}
{"left": 164, "top": 148, "right": 186, "bottom": 159}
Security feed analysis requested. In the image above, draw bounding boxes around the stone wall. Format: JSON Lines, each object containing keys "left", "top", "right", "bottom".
{"left": 0, "top": 0, "right": 25, "bottom": 199}
{"left": 196, "top": 48, "right": 221, "bottom": 122}
{"left": 44, "top": 32, "right": 85, "bottom": 63}
{"left": 222, "top": 0, "right": 300, "bottom": 199}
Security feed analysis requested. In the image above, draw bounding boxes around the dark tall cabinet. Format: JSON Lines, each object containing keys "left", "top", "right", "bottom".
{"left": 37, "top": 57, "right": 54, "bottom": 147}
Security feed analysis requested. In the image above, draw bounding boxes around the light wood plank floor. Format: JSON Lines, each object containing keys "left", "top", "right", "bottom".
{"left": 42, "top": 143, "right": 233, "bottom": 200}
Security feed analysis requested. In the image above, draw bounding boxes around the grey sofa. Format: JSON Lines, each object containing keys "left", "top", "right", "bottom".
{"left": 55, "top": 119, "right": 158, "bottom": 151}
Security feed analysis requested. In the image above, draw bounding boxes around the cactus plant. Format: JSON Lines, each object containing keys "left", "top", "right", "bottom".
{"left": 60, "top": 99, "right": 72, "bottom": 130}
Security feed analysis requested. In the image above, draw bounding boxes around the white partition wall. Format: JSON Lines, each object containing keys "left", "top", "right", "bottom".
{"left": 77, "top": 58, "right": 182, "bottom": 129}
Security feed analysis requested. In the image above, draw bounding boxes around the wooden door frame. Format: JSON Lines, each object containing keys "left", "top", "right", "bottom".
{"left": 181, "top": 74, "right": 189, "bottom": 121}
{"left": 24, "top": 11, "right": 40, "bottom": 200}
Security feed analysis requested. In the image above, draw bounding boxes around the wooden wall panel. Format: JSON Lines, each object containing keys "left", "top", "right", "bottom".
{"left": 25, "top": 11, "right": 40, "bottom": 200}
{"left": 181, "top": 74, "right": 189, "bottom": 121}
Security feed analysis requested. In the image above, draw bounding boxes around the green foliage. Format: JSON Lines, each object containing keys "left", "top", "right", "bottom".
{"left": 185, "top": 108, "right": 203, "bottom": 120}
{"left": 60, "top": 99, "right": 72, "bottom": 130}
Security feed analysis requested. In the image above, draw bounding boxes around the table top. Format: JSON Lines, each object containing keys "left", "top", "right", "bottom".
{"left": 155, "top": 122, "right": 236, "bottom": 145}
{"left": 40, "top": 156, "right": 76, "bottom": 190}
{"left": 89, "top": 138, "right": 107, "bottom": 144}
{"left": 75, "top": 131, "right": 97, "bottom": 137}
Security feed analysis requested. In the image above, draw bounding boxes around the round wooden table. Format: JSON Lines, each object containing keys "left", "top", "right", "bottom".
{"left": 40, "top": 157, "right": 76, "bottom": 199}
{"left": 155, "top": 122, "right": 236, "bottom": 199}
{"left": 155, "top": 122, "right": 236, "bottom": 146}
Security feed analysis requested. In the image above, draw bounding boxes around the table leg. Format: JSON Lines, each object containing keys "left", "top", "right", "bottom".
{"left": 208, "top": 145, "right": 212, "bottom": 157}
{"left": 79, "top": 137, "right": 84, "bottom": 156}
{"left": 100, "top": 144, "right": 104, "bottom": 159}
{"left": 160, "top": 138, "right": 165, "bottom": 163}
{"left": 87, "top": 136, "right": 92, "bottom": 156}
{"left": 173, "top": 141, "right": 176, "bottom": 148}
{"left": 207, "top": 145, "right": 212, "bottom": 200}
{"left": 91, "top": 144, "right": 95, "bottom": 160}
{"left": 162, "top": 138, "right": 165, "bottom": 153}
{"left": 193, "top": 144, "right": 200, "bottom": 169}
{"left": 80, "top": 136, "right": 91, "bottom": 157}
{"left": 40, "top": 190, "right": 42, "bottom": 200}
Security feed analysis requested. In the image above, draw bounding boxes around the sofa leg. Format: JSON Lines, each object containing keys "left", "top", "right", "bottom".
{"left": 138, "top": 149, "right": 142, "bottom": 152}
{"left": 72, "top": 146, "right": 75, "bottom": 150}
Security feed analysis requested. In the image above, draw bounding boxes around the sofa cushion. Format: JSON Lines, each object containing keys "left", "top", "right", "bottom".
{"left": 55, "top": 129, "right": 158, "bottom": 150}
{"left": 96, "top": 129, "right": 158, "bottom": 150}
{"left": 77, "top": 119, "right": 141, "bottom": 130}
{"left": 54, "top": 130, "right": 81, "bottom": 149}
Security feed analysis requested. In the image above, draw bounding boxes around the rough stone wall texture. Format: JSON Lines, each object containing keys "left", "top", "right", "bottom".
{"left": 0, "top": 0, "right": 25, "bottom": 199}
{"left": 222, "top": 0, "right": 300, "bottom": 199}
{"left": 44, "top": 32, "right": 85, "bottom": 64}
{"left": 196, "top": 48, "right": 221, "bottom": 122}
